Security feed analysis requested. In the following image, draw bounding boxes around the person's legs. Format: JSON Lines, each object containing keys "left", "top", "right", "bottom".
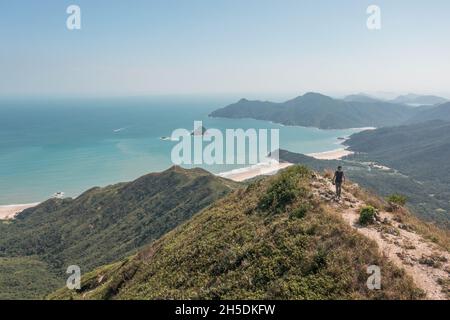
{"left": 336, "top": 183, "right": 342, "bottom": 198}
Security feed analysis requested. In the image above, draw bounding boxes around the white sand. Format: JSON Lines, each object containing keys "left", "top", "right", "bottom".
{"left": 308, "top": 148, "right": 354, "bottom": 160}
{"left": 0, "top": 203, "right": 39, "bottom": 220}
{"left": 308, "top": 126, "right": 376, "bottom": 160}
{"left": 218, "top": 162, "right": 293, "bottom": 182}
{"left": 348, "top": 126, "right": 376, "bottom": 131}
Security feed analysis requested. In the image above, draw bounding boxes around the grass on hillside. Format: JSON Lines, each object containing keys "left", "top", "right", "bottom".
{"left": 50, "top": 166, "right": 424, "bottom": 300}
{"left": 0, "top": 256, "right": 61, "bottom": 300}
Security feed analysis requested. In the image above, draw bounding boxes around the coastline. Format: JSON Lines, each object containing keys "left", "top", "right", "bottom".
{"left": 264, "top": 120, "right": 376, "bottom": 132}
{"left": 0, "top": 149, "right": 350, "bottom": 211}
{"left": 0, "top": 128, "right": 371, "bottom": 208}
{"left": 0, "top": 203, "right": 39, "bottom": 220}
{"left": 214, "top": 125, "right": 375, "bottom": 180}
{"left": 307, "top": 127, "right": 376, "bottom": 160}
{"left": 217, "top": 161, "right": 293, "bottom": 182}
{"left": 307, "top": 148, "right": 354, "bottom": 160}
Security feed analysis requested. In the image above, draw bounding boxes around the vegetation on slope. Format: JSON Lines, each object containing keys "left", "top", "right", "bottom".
{"left": 344, "top": 120, "right": 450, "bottom": 224}
{"left": 50, "top": 166, "right": 423, "bottom": 300}
{"left": 0, "top": 166, "right": 240, "bottom": 299}
{"left": 345, "top": 120, "right": 450, "bottom": 183}
{"left": 0, "top": 256, "right": 60, "bottom": 300}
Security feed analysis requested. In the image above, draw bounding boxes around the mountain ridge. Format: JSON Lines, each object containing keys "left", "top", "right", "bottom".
{"left": 343, "top": 94, "right": 383, "bottom": 103}
{"left": 49, "top": 166, "right": 450, "bottom": 300}
{"left": 210, "top": 93, "right": 417, "bottom": 129}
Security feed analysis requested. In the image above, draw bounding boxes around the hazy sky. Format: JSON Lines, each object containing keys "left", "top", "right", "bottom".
{"left": 1, "top": 0, "right": 449, "bottom": 97}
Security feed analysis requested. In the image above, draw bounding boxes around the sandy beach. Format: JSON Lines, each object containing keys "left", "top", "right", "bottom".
{"left": 307, "top": 127, "right": 375, "bottom": 160}
{"left": 307, "top": 148, "right": 354, "bottom": 160}
{"left": 218, "top": 162, "right": 293, "bottom": 182}
{"left": 0, "top": 203, "right": 39, "bottom": 220}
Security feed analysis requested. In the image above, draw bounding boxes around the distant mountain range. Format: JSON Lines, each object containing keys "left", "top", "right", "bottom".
{"left": 210, "top": 92, "right": 450, "bottom": 129}
{"left": 389, "top": 93, "right": 448, "bottom": 106}
{"left": 343, "top": 94, "right": 383, "bottom": 103}
{"left": 344, "top": 93, "right": 448, "bottom": 106}
{"left": 210, "top": 92, "right": 416, "bottom": 129}
{"left": 0, "top": 166, "right": 240, "bottom": 299}
{"left": 406, "top": 102, "right": 450, "bottom": 123}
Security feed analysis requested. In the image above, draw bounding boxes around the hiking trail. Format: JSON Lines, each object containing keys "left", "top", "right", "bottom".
{"left": 310, "top": 175, "right": 450, "bottom": 300}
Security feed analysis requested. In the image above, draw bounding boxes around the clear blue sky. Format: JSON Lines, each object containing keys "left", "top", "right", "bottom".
{"left": 1, "top": 0, "right": 449, "bottom": 97}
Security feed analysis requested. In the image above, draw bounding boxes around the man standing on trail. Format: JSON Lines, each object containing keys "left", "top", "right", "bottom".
{"left": 333, "top": 166, "right": 345, "bottom": 199}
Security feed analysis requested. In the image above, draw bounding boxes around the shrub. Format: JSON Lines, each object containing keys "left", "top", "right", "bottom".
{"left": 310, "top": 248, "right": 328, "bottom": 273}
{"left": 359, "top": 206, "right": 376, "bottom": 226}
{"left": 387, "top": 194, "right": 407, "bottom": 206}
{"left": 290, "top": 205, "right": 309, "bottom": 219}
{"left": 258, "top": 176, "right": 297, "bottom": 213}
{"left": 258, "top": 165, "right": 310, "bottom": 213}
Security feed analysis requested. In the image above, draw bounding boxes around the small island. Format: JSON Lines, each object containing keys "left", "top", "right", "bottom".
{"left": 191, "top": 126, "right": 208, "bottom": 136}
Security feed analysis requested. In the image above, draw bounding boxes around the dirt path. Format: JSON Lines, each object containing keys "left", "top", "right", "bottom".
{"left": 312, "top": 176, "right": 449, "bottom": 300}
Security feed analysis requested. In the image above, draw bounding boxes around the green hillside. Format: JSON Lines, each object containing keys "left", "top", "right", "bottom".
{"left": 278, "top": 149, "right": 450, "bottom": 228}
{"left": 0, "top": 166, "right": 240, "bottom": 299}
{"left": 210, "top": 92, "right": 416, "bottom": 129}
{"left": 343, "top": 121, "right": 450, "bottom": 227}
{"left": 345, "top": 121, "right": 450, "bottom": 187}
{"left": 0, "top": 257, "right": 60, "bottom": 300}
{"left": 49, "top": 166, "right": 423, "bottom": 300}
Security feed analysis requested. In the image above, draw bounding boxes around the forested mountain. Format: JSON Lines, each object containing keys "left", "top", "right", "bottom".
{"left": 406, "top": 102, "right": 450, "bottom": 123}
{"left": 210, "top": 93, "right": 416, "bottom": 129}
{"left": 345, "top": 120, "right": 450, "bottom": 186}
{"left": 0, "top": 166, "right": 240, "bottom": 299}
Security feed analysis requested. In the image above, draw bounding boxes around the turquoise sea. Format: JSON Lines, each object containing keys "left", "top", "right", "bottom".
{"left": 0, "top": 96, "right": 363, "bottom": 205}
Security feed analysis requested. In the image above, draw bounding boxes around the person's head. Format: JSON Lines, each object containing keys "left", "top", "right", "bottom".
{"left": 337, "top": 166, "right": 342, "bottom": 171}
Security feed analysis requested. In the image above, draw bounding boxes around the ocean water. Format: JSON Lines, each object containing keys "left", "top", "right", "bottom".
{"left": 0, "top": 96, "right": 362, "bottom": 204}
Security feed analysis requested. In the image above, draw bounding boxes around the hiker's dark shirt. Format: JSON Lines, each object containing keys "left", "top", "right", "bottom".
{"left": 335, "top": 171, "right": 344, "bottom": 184}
